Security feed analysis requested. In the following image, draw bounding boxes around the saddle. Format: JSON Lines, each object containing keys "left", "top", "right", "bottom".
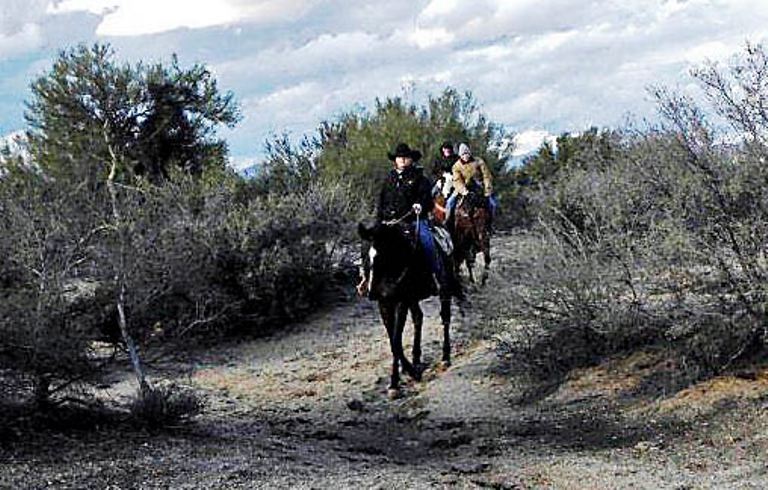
{"left": 431, "top": 224, "right": 453, "bottom": 256}
{"left": 393, "top": 220, "right": 453, "bottom": 257}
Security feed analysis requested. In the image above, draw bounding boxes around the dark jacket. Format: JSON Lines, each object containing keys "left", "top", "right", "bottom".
{"left": 377, "top": 164, "right": 434, "bottom": 223}
{"left": 431, "top": 154, "right": 457, "bottom": 179}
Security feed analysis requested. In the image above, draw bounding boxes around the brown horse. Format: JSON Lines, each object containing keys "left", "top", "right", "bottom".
{"left": 433, "top": 194, "right": 448, "bottom": 224}
{"left": 453, "top": 193, "right": 491, "bottom": 285}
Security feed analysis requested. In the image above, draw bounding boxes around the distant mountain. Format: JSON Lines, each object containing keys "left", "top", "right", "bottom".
{"left": 237, "top": 163, "right": 260, "bottom": 179}
{"left": 1, "top": 131, "right": 27, "bottom": 155}
{"left": 508, "top": 130, "right": 557, "bottom": 169}
{"left": 0, "top": 131, "right": 32, "bottom": 173}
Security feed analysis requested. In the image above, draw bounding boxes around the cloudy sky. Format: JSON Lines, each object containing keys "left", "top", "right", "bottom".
{"left": 1, "top": 0, "right": 767, "bottom": 167}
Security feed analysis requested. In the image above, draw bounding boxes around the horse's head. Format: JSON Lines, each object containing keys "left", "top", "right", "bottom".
{"left": 358, "top": 220, "right": 415, "bottom": 301}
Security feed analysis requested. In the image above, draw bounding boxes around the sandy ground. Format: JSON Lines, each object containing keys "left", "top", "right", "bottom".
{"left": 3, "top": 234, "right": 768, "bottom": 489}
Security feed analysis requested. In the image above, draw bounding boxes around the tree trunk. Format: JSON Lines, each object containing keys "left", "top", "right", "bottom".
{"left": 104, "top": 127, "right": 150, "bottom": 397}
{"left": 34, "top": 374, "right": 50, "bottom": 409}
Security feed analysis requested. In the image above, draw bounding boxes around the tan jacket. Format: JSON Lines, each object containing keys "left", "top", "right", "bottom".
{"left": 452, "top": 157, "right": 493, "bottom": 196}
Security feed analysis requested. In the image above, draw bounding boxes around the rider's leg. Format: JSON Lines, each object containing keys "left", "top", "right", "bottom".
{"left": 446, "top": 194, "right": 458, "bottom": 220}
{"left": 445, "top": 194, "right": 458, "bottom": 233}
{"left": 416, "top": 220, "right": 443, "bottom": 279}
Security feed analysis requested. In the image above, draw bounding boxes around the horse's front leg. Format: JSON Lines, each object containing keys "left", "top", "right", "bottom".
{"left": 439, "top": 293, "right": 452, "bottom": 368}
{"left": 466, "top": 257, "right": 476, "bottom": 284}
{"left": 378, "top": 301, "right": 400, "bottom": 393}
{"left": 409, "top": 301, "right": 423, "bottom": 367}
{"left": 480, "top": 233, "right": 491, "bottom": 286}
{"left": 394, "top": 302, "right": 420, "bottom": 381}
{"left": 477, "top": 214, "right": 491, "bottom": 285}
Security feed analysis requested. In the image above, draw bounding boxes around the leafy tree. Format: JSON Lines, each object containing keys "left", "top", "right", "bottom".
{"left": 313, "top": 88, "right": 515, "bottom": 201}
{"left": 24, "top": 43, "right": 239, "bottom": 186}
{"left": 1, "top": 43, "right": 240, "bottom": 408}
{"left": 136, "top": 57, "right": 239, "bottom": 180}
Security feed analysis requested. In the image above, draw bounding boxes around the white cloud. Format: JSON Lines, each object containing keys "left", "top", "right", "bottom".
{"left": 409, "top": 27, "right": 454, "bottom": 49}
{"left": 217, "top": 0, "right": 768, "bottom": 159}
{"left": 421, "top": 0, "right": 460, "bottom": 19}
{"left": 0, "top": 0, "right": 50, "bottom": 58}
{"left": 0, "top": 130, "right": 31, "bottom": 169}
{"left": 49, "top": 0, "right": 314, "bottom": 36}
{"left": 0, "top": 0, "right": 49, "bottom": 35}
{"left": 0, "top": 22, "right": 43, "bottom": 58}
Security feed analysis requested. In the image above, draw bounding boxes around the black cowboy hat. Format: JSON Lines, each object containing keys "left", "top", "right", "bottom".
{"left": 387, "top": 142, "right": 422, "bottom": 161}
{"left": 440, "top": 140, "right": 453, "bottom": 150}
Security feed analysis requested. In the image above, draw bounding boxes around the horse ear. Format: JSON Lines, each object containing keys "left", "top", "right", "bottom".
{"left": 358, "top": 220, "right": 376, "bottom": 241}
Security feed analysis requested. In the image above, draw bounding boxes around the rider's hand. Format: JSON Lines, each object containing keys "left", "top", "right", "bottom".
{"left": 356, "top": 277, "right": 369, "bottom": 297}
{"left": 412, "top": 203, "right": 422, "bottom": 215}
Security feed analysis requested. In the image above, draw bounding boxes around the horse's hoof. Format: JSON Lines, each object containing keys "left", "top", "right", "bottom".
{"left": 387, "top": 388, "right": 400, "bottom": 400}
{"left": 437, "top": 360, "right": 451, "bottom": 371}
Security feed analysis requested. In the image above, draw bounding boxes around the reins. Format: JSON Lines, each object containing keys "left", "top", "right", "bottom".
{"left": 381, "top": 208, "right": 414, "bottom": 227}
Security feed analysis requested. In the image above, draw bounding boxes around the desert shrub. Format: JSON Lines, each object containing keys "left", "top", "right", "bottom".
{"left": 0, "top": 161, "right": 363, "bottom": 408}
{"left": 0, "top": 163, "right": 113, "bottom": 408}
{"left": 215, "top": 182, "right": 364, "bottom": 329}
{"left": 0, "top": 43, "right": 364, "bottom": 411}
{"left": 129, "top": 382, "right": 203, "bottom": 428}
{"left": 494, "top": 43, "right": 768, "bottom": 386}
{"left": 91, "top": 172, "right": 363, "bottom": 343}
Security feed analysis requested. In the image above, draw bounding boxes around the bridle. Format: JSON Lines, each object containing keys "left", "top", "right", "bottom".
{"left": 382, "top": 208, "right": 420, "bottom": 247}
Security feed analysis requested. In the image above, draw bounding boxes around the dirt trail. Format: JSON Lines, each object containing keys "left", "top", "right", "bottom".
{"left": 4, "top": 235, "right": 768, "bottom": 488}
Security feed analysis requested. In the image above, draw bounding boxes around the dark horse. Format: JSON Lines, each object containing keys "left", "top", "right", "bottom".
{"left": 358, "top": 221, "right": 453, "bottom": 397}
{"left": 453, "top": 193, "right": 491, "bottom": 285}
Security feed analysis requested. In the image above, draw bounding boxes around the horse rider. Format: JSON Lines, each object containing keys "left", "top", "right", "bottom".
{"left": 431, "top": 140, "right": 456, "bottom": 196}
{"left": 356, "top": 142, "right": 463, "bottom": 300}
{"left": 446, "top": 142, "right": 498, "bottom": 231}
{"left": 376, "top": 143, "right": 442, "bottom": 283}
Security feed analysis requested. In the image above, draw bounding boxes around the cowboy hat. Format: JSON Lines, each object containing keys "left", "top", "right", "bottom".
{"left": 387, "top": 142, "right": 422, "bottom": 161}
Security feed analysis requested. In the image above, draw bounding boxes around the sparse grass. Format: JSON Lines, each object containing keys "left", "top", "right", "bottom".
{"left": 129, "top": 383, "right": 203, "bottom": 429}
